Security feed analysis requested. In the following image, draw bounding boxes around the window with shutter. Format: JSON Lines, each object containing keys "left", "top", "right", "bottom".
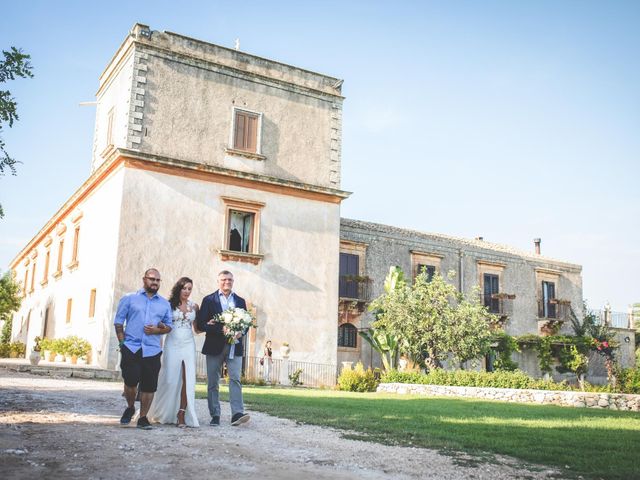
{"left": 483, "top": 273, "right": 500, "bottom": 313}
{"left": 339, "top": 253, "right": 359, "bottom": 298}
{"left": 542, "top": 281, "right": 556, "bottom": 318}
{"left": 233, "top": 109, "right": 260, "bottom": 153}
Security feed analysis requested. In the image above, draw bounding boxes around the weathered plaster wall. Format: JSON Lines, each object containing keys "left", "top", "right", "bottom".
{"left": 92, "top": 53, "right": 135, "bottom": 171}
{"left": 108, "top": 27, "right": 344, "bottom": 190}
{"left": 109, "top": 166, "right": 340, "bottom": 368}
{"left": 12, "top": 169, "right": 125, "bottom": 369}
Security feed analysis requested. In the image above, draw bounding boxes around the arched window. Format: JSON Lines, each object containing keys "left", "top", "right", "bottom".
{"left": 338, "top": 323, "right": 357, "bottom": 348}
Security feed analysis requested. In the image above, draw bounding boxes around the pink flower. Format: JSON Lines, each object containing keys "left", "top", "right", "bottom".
{"left": 602, "top": 341, "right": 609, "bottom": 348}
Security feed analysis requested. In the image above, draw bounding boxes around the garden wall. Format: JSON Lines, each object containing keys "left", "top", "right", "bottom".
{"left": 378, "top": 382, "right": 640, "bottom": 411}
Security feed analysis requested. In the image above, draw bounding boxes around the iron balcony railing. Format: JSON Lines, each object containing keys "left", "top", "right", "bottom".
{"left": 480, "top": 293, "right": 515, "bottom": 317}
{"left": 538, "top": 298, "right": 571, "bottom": 321}
{"left": 339, "top": 275, "right": 372, "bottom": 302}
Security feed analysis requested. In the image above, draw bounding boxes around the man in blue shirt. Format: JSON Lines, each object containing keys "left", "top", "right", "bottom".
{"left": 114, "top": 268, "right": 172, "bottom": 430}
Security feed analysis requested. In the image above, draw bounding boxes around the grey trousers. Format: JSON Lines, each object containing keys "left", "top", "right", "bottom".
{"left": 205, "top": 345, "right": 244, "bottom": 418}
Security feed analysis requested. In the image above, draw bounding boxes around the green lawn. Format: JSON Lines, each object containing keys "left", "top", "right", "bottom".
{"left": 196, "top": 384, "right": 640, "bottom": 479}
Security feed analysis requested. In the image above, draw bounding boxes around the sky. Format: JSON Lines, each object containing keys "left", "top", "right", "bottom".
{"left": 0, "top": 0, "right": 638, "bottom": 311}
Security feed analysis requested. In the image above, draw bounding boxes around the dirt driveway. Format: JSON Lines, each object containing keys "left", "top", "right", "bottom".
{"left": 0, "top": 369, "right": 560, "bottom": 479}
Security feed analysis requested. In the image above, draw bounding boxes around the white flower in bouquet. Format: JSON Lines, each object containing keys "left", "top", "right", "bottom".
{"left": 218, "top": 307, "right": 255, "bottom": 343}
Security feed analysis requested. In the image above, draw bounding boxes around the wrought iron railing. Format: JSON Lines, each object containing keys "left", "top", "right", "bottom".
{"left": 286, "top": 359, "right": 338, "bottom": 388}
{"left": 538, "top": 298, "right": 571, "bottom": 321}
{"left": 480, "top": 293, "right": 515, "bottom": 317}
{"left": 196, "top": 354, "right": 337, "bottom": 388}
{"left": 339, "top": 275, "right": 372, "bottom": 302}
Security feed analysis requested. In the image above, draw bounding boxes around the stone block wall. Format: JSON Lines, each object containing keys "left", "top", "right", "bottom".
{"left": 378, "top": 382, "right": 640, "bottom": 411}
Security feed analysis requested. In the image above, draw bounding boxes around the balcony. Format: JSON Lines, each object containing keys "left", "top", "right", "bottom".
{"left": 538, "top": 298, "right": 571, "bottom": 321}
{"left": 339, "top": 275, "right": 372, "bottom": 304}
{"left": 481, "top": 293, "right": 515, "bottom": 320}
{"left": 592, "top": 309, "right": 634, "bottom": 329}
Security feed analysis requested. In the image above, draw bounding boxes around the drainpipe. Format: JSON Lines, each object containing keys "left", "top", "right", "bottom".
{"left": 458, "top": 249, "right": 464, "bottom": 292}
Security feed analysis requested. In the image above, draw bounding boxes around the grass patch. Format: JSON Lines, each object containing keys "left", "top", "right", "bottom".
{"left": 195, "top": 383, "right": 640, "bottom": 479}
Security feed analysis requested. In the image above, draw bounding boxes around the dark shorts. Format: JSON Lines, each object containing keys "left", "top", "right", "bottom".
{"left": 120, "top": 346, "right": 162, "bottom": 393}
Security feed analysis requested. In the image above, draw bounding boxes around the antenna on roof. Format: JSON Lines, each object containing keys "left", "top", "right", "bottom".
{"left": 234, "top": 38, "right": 240, "bottom": 51}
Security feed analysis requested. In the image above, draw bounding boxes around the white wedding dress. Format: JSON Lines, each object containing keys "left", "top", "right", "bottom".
{"left": 148, "top": 301, "right": 199, "bottom": 427}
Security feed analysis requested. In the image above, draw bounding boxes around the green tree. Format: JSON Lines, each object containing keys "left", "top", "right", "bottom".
{"left": 1, "top": 47, "right": 34, "bottom": 218}
{"left": 0, "top": 271, "right": 22, "bottom": 344}
{"left": 362, "top": 266, "right": 404, "bottom": 371}
{"left": 371, "top": 268, "right": 497, "bottom": 370}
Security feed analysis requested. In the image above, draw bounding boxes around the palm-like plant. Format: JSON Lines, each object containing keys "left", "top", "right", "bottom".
{"left": 359, "top": 327, "right": 398, "bottom": 371}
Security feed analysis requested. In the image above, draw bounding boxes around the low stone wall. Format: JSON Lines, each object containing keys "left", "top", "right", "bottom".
{"left": 377, "top": 382, "right": 640, "bottom": 411}
{"left": 0, "top": 359, "right": 120, "bottom": 380}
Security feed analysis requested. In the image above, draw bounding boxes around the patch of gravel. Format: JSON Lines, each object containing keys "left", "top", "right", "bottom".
{"left": 0, "top": 369, "right": 561, "bottom": 479}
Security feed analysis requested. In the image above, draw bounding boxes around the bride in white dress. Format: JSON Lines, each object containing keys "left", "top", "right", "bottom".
{"left": 148, "top": 277, "right": 200, "bottom": 427}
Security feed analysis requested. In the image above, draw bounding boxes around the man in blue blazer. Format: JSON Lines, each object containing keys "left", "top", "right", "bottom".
{"left": 196, "top": 270, "right": 250, "bottom": 426}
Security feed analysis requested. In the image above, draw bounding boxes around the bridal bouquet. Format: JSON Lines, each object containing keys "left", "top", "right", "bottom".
{"left": 218, "top": 307, "right": 255, "bottom": 344}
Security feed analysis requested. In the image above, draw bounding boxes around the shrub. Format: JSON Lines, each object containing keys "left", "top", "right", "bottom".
{"left": 338, "top": 362, "right": 378, "bottom": 392}
{"left": 66, "top": 336, "right": 91, "bottom": 358}
{"left": 0, "top": 342, "right": 9, "bottom": 357}
{"left": 617, "top": 367, "right": 640, "bottom": 394}
{"left": 288, "top": 368, "right": 303, "bottom": 387}
{"left": 53, "top": 337, "right": 70, "bottom": 356}
{"left": 9, "top": 341, "right": 26, "bottom": 357}
{"left": 39, "top": 337, "right": 52, "bottom": 352}
{"left": 381, "top": 369, "right": 571, "bottom": 391}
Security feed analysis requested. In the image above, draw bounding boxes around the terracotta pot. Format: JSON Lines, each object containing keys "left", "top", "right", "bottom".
{"left": 71, "top": 355, "right": 78, "bottom": 365}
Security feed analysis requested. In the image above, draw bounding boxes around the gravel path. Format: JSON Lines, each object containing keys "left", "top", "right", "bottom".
{"left": 0, "top": 369, "right": 561, "bottom": 479}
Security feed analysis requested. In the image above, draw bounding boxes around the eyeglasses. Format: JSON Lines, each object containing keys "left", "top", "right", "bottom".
{"left": 145, "top": 277, "right": 161, "bottom": 283}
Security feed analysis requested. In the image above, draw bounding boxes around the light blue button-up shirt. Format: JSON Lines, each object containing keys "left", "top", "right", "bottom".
{"left": 114, "top": 289, "right": 172, "bottom": 357}
{"left": 218, "top": 291, "right": 236, "bottom": 311}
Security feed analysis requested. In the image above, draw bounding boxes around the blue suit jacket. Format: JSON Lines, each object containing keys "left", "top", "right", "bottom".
{"left": 196, "top": 290, "right": 248, "bottom": 356}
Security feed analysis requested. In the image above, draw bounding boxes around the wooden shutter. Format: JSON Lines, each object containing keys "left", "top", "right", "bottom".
{"left": 483, "top": 274, "right": 499, "bottom": 312}
{"left": 234, "top": 110, "right": 259, "bottom": 152}
{"left": 339, "top": 253, "right": 359, "bottom": 298}
{"left": 246, "top": 114, "right": 257, "bottom": 152}
{"left": 542, "top": 281, "right": 556, "bottom": 318}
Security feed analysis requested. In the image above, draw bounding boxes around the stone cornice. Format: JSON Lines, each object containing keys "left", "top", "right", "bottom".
{"left": 118, "top": 148, "right": 351, "bottom": 202}
{"left": 98, "top": 24, "right": 344, "bottom": 102}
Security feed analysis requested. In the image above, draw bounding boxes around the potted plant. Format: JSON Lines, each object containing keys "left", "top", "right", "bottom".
{"left": 29, "top": 336, "right": 42, "bottom": 365}
{"left": 280, "top": 342, "right": 290, "bottom": 358}
{"left": 539, "top": 319, "right": 563, "bottom": 336}
{"left": 53, "top": 338, "right": 66, "bottom": 362}
{"left": 67, "top": 336, "right": 91, "bottom": 365}
{"left": 39, "top": 338, "right": 52, "bottom": 362}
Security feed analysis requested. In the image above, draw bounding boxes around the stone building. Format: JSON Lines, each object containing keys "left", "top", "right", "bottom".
{"left": 9, "top": 24, "right": 633, "bottom": 383}
{"left": 337, "top": 219, "right": 635, "bottom": 380}
{"left": 10, "top": 24, "right": 348, "bottom": 378}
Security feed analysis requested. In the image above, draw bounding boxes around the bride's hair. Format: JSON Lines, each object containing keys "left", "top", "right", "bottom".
{"left": 169, "top": 277, "right": 193, "bottom": 310}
